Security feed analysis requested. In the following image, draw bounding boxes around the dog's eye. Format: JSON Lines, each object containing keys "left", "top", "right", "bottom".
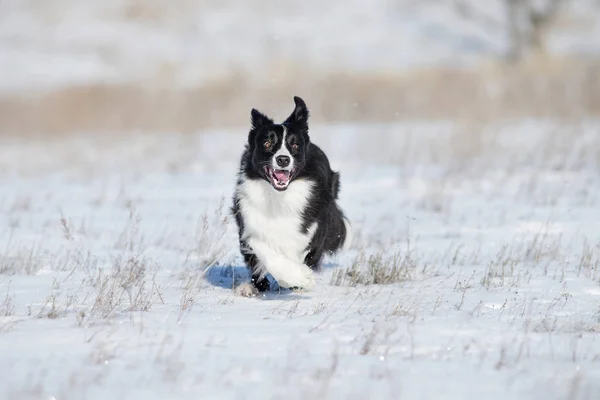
{"left": 291, "top": 143, "right": 299, "bottom": 151}
{"left": 263, "top": 140, "right": 272, "bottom": 149}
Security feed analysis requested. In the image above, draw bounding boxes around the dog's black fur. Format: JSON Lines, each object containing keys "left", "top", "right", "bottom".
{"left": 232, "top": 96, "right": 349, "bottom": 292}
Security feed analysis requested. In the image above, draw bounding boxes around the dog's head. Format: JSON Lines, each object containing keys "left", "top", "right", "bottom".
{"left": 246, "top": 96, "right": 310, "bottom": 191}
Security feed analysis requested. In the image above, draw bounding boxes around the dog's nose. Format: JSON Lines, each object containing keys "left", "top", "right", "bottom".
{"left": 276, "top": 155, "right": 290, "bottom": 168}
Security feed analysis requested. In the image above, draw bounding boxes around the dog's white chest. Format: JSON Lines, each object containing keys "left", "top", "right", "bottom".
{"left": 237, "top": 178, "right": 316, "bottom": 262}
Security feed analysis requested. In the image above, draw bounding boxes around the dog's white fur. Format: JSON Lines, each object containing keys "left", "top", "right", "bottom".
{"left": 235, "top": 177, "right": 317, "bottom": 288}
{"left": 271, "top": 125, "right": 294, "bottom": 171}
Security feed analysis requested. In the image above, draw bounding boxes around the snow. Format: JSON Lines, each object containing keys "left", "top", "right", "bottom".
{"left": 1, "top": 121, "right": 600, "bottom": 399}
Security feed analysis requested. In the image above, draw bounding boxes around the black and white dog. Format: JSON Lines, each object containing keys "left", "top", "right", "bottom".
{"left": 232, "top": 96, "right": 351, "bottom": 293}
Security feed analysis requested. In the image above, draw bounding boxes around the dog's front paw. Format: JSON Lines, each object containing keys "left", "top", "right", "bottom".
{"left": 278, "top": 271, "right": 316, "bottom": 291}
{"left": 234, "top": 282, "right": 259, "bottom": 297}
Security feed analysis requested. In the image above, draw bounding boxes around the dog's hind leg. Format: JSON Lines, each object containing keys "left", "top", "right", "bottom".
{"left": 322, "top": 206, "right": 350, "bottom": 254}
{"left": 304, "top": 248, "right": 324, "bottom": 271}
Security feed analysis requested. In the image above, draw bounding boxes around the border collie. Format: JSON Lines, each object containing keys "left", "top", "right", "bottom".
{"left": 231, "top": 96, "right": 351, "bottom": 294}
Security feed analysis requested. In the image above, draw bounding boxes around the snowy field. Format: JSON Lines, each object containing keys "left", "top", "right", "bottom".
{"left": 1, "top": 0, "right": 599, "bottom": 92}
{"left": 1, "top": 120, "right": 600, "bottom": 399}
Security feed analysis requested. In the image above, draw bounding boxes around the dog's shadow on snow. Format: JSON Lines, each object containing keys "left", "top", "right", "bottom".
{"left": 204, "top": 265, "right": 310, "bottom": 300}
{"left": 204, "top": 265, "right": 250, "bottom": 289}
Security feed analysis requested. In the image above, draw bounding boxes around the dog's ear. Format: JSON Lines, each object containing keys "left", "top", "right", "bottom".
{"left": 285, "top": 96, "right": 309, "bottom": 128}
{"left": 250, "top": 108, "right": 273, "bottom": 130}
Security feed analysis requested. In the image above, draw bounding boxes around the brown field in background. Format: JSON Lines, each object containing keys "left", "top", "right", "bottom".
{"left": 1, "top": 55, "right": 598, "bottom": 136}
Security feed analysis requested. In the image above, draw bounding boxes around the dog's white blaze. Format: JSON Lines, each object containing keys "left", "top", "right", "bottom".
{"left": 272, "top": 125, "right": 294, "bottom": 171}
{"left": 237, "top": 177, "right": 317, "bottom": 288}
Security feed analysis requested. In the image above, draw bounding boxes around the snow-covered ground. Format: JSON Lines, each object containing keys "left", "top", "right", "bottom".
{"left": 1, "top": 0, "right": 599, "bottom": 92}
{"left": 1, "top": 121, "right": 599, "bottom": 399}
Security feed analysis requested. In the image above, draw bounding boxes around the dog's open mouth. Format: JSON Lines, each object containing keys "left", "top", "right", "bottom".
{"left": 264, "top": 166, "right": 292, "bottom": 190}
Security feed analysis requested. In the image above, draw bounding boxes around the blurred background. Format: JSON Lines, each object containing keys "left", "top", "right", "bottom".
{"left": 0, "top": 0, "right": 599, "bottom": 136}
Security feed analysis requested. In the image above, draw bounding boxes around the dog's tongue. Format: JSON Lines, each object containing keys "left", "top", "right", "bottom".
{"left": 273, "top": 170, "right": 290, "bottom": 182}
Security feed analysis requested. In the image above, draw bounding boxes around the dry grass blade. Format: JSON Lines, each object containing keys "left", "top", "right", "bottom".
{"left": 187, "top": 197, "right": 231, "bottom": 275}
{"left": 0, "top": 239, "right": 44, "bottom": 276}
{"left": 331, "top": 250, "right": 417, "bottom": 287}
{"left": 1, "top": 281, "right": 15, "bottom": 317}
